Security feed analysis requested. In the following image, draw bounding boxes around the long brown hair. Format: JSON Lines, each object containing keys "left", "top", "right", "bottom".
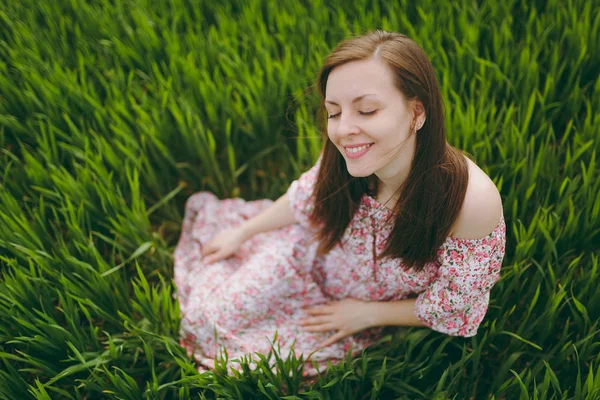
{"left": 310, "top": 31, "right": 469, "bottom": 272}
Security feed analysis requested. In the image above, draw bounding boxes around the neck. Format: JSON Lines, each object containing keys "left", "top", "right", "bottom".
{"left": 374, "top": 134, "right": 416, "bottom": 207}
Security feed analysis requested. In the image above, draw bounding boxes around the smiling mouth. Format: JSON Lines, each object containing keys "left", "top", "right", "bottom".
{"left": 342, "top": 143, "right": 374, "bottom": 160}
{"left": 344, "top": 143, "right": 373, "bottom": 153}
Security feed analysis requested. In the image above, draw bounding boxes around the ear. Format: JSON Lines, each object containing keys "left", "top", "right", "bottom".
{"left": 412, "top": 99, "right": 426, "bottom": 130}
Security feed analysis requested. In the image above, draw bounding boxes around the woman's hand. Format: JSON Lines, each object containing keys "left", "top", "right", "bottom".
{"left": 202, "top": 227, "right": 248, "bottom": 265}
{"left": 298, "top": 298, "right": 374, "bottom": 349}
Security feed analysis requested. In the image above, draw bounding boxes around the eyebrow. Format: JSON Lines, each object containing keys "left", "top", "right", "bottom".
{"left": 324, "top": 94, "right": 379, "bottom": 106}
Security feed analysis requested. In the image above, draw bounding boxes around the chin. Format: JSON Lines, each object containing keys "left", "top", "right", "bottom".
{"left": 342, "top": 153, "right": 380, "bottom": 177}
{"left": 345, "top": 165, "right": 375, "bottom": 178}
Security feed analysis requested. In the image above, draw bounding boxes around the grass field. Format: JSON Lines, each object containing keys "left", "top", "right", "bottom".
{"left": 0, "top": 0, "right": 599, "bottom": 398}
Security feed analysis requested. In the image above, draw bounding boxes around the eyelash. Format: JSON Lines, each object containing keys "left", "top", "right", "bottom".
{"left": 327, "top": 110, "right": 377, "bottom": 119}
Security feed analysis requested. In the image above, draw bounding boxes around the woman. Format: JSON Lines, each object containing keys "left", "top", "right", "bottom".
{"left": 174, "top": 31, "right": 506, "bottom": 377}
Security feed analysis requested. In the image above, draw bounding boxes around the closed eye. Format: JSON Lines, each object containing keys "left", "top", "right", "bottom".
{"left": 359, "top": 110, "right": 377, "bottom": 116}
{"left": 327, "top": 110, "right": 377, "bottom": 119}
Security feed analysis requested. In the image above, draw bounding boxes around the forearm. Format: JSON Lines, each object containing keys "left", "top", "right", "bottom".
{"left": 364, "top": 298, "right": 427, "bottom": 328}
{"left": 239, "top": 193, "right": 298, "bottom": 239}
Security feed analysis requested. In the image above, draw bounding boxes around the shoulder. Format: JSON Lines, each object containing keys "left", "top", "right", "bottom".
{"left": 449, "top": 157, "right": 503, "bottom": 239}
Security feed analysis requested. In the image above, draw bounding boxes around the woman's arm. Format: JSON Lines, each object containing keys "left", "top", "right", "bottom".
{"left": 201, "top": 193, "right": 299, "bottom": 264}
{"left": 239, "top": 193, "right": 298, "bottom": 240}
{"left": 299, "top": 297, "right": 426, "bottom": 349}
{"left": 364, "top": 298, "right": 426, "bottom": 327}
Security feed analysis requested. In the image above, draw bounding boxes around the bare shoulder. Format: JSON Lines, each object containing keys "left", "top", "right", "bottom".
{"left": 449, "top": 157, "right": 503, "bottom": 239}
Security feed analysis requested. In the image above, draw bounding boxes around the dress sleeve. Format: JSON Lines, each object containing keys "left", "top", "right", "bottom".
{"left": 414, "top": 217, "right": 506, "bottom": 337}
{"left": 286, "top": 155, "right": 322, "bottom": 227}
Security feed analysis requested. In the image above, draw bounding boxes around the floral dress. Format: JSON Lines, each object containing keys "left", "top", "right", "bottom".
{"left": 174, "top": 158, "right": 507, "bottom": 377}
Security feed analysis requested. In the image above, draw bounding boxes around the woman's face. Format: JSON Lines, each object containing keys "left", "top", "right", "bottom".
{"left": 325, "top": 57, "right": 418, "bottom": 179}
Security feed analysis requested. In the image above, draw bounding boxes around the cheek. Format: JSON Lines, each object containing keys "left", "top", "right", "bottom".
{"left": 376, "top": 115, "right": 409, "bottom": 140}
{"left": 365, "top": 118, "right": 393, "bottom": 140}
{"left": 327, "top": 123, "right": 338, "bottom": 141}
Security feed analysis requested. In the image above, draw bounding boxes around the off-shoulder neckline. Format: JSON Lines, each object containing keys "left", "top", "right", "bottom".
{"left": 362, "top": 194, "right": 505, "bottom": 243}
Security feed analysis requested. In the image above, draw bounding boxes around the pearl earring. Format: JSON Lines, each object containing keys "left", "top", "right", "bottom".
{"left": 416, "top": 120, "right": 424, "bottom": 130}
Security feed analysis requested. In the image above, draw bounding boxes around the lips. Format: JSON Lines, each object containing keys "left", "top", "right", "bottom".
{"left": 346, "top": 144, "right": 369, "bottom": 153}
{"left": 343, "top": 143, "right": 374, "bottom": 159}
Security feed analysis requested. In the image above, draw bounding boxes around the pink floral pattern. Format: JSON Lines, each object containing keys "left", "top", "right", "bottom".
{"left": 174, "top": 158, "right": 506, "bottom": 377}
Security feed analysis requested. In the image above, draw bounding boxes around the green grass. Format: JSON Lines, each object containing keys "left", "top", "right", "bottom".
{"left": 0, "top": 0, "right": 599, "bottom": 398}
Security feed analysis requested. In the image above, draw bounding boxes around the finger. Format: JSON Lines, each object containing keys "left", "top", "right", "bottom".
{"left": 203, "top": 255, "right": 215, "bottom": 265}
{"left": 301, "top": 323, "right": 336, "bottom": 332}
{"left": 298, "top": 316, "right": 330, "bottom": 326}
{"left": 201, "top": 242, "right": 217, "bottom": 256}
{"left": 317, "top": 331, "right": 346, "bottom": 349}
{"left": 304, "top": 305, "right": 332, "bottom": 316}
{"left": 204, "top": 251, "right": 225, "bottom": 265}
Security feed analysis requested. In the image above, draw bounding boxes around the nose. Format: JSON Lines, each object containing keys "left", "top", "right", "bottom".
{"left": 335, "top": 113, "right": 360, "bottom": 137}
